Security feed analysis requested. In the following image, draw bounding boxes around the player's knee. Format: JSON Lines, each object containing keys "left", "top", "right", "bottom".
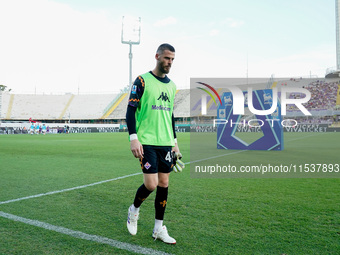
{"left": 144, "top": 182, "right": 158, "bottom": 191}
{"left": 158, "top": 173, "right": 169, "bottom": 188}
{"left": 158, "top": 179, "right": 169, "bottom": 188}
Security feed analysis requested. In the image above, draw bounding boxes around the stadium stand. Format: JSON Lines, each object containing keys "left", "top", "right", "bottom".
{"left": 6, "top": 94, "right": 72, "bottom": 120}
{"left": 68, "top": 94, "right": 116, "bottom": 119}
{"left": 0, "top": 93, "right": 116, "bottom": 120}
{"left": 0, "top": 92, "right": 10, "bottom": 119}
{"left": 287, "top": 79, "right": 339, "bottom": 111}
{"left": 173, "top": 89, "right": 190, "bottom": 117}
{"left": 0, "top": 78, "right": 339, "bottom": 124}
{"left": 105, "top": 93, "right": 129, "bottom": 119}
{"left": 101, "top": 93, "right": 127, "bottom": 119}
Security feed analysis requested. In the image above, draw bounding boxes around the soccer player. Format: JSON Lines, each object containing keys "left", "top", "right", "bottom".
{"left": 35, "top": 123, "right": 40, "bottom": 135}
{"left": 30, "top": 123, "right": 35, "bottom": 135}
{"left": 42, "top": 124, "right": 47, "bottom": 135}
{"left": 125, "top": 43, "right": 180, "bottom": 244}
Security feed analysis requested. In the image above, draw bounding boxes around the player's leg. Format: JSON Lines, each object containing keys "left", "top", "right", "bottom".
{"left": 127, "top": 145, "right": 158, "bottom": 235}
{"left": 153, "top": 172, "right": 169, "bottom": 231}
{"left": 152, "top": 147, "right": 176, "bottom": 244}
{"left": 131, "top": 173, "right": 157, "bottom": 213}
{"left": 127, "top": 175, "right": 155, "bottom": 235}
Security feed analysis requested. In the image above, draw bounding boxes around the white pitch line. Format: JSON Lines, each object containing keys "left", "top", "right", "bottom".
{"left": 0, "top": 172, "right": 142, "bottom": 205}
{"left": 187, "top": 150, "right": 247, "bottom": 164}
{"left": 285, "top": 132, "right": 327, "bottom": 142}
{"left": 0, "top": 211, "right": 173, "bottom": 255}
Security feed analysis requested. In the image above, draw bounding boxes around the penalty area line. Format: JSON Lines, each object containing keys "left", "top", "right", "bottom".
{"left": 0, "top": 211, "right": 173, "bottom": 255}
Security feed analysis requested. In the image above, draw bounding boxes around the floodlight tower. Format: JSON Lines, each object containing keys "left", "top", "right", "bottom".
{"left": 336, "top": 0, "right": 340, "bottom": 70}
{"left": 326, "top": 0, "right": 340, "bottom": 78}
{"left": 121, "top": 16, "right": 141, "bottom": 89}
{"left": 0, "top": 89, "right": 2, "bottom": 124}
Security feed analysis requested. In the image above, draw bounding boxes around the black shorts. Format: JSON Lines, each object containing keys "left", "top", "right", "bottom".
{"left": 139, "top": 145, "right": 173, "bottom": 174}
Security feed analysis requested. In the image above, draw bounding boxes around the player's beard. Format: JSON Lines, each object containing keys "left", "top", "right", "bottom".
{"left": 160, "top": 63, "right": 171, "bottom": 74}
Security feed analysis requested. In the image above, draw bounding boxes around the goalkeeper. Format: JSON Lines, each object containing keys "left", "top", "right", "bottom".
{"left": 125, "top": 43, "right": 183, "bottom": 244}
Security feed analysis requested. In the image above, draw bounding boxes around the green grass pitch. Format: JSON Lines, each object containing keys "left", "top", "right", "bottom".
{"left": 0, "top": 132, "right": 339, "bottom": 254}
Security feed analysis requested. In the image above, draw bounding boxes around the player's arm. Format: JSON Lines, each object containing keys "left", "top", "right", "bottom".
{"left": 126, "top": 106, "right": 143, "bottom": 158}
{"left": 171, "top": 113, "right": 185, "bottom": 172}
{"left": 126, "top": 76, "right": 144, "bottom": 158}
{"left": 172, "top": 113, "right": 180, "bottom": 154}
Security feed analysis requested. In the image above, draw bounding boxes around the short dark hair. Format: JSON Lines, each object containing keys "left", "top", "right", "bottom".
{"left": 156, "top": 43, "right": 175, "bottom": 54}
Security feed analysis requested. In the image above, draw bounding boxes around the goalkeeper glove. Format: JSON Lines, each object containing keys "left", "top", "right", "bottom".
{"left": 172, "top": 151, "right": 185, "bottom": 173}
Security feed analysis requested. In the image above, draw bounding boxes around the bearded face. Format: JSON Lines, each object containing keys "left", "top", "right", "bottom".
{"left": 156, "top": 50, "right": 175, "bottom": 75}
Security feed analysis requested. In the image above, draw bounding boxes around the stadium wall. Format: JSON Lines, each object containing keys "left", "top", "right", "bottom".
{"left": 0, "top": 123, "right": 120, "bottom": 135}
{"left": 1, "top": 123, "right": 339, "bottom": 135}
{"left": 190, "top": 124, "right": 340, "bottom": 133}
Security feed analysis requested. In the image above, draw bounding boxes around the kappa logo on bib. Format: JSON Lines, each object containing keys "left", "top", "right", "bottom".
{"left": 157, "top": 92, "right": 170, "bottom": 102}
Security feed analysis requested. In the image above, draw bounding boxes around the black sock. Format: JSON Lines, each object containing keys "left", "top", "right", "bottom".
{"left": 133, "top": 184, "right": 153, "bottom": 208}
{"left": 155, "top": 186, "right": 168, "bottom": 220}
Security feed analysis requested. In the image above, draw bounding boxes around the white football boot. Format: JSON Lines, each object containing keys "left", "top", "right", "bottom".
{"left": 152, "top": 225, "right": 176, "bottom": 244}
{"left": 127, "top": 206, "right": 139, "bottom": 235}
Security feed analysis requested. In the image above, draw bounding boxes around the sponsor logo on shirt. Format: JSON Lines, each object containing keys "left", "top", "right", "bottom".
{"left": 152, "top": 105, "right": 171, "bottom": 111}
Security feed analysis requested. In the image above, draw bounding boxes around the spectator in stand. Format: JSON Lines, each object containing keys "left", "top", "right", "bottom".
{"left": 288, "top": 80, "right": 338, "bottom": 111}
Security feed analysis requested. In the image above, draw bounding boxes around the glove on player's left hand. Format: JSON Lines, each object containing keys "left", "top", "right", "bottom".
{"left": 172, "top": 152, "right": 185, "bottom": 173}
